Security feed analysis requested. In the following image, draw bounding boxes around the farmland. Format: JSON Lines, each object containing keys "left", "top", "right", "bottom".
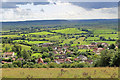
{"left": 1, "top": 19, "right": 120, "bottom": 71}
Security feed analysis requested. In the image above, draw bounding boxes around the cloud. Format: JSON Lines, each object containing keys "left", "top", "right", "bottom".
{"left": 0, "top": 2, "right": 118, "bottom": 22}
{"left": 71, "top": 2, "right": 118, "bottom": 9}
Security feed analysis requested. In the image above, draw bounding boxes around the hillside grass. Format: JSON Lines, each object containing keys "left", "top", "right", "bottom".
{"left": 2, "top": 67, "right": 118, "bottom": 78}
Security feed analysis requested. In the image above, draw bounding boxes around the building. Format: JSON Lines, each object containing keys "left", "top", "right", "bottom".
{"left": 37, "top": 58, "right": 44, "bottom": 64}
{"left": 93, "top": 48, "right": 105, "bottom": 54}
{"left": 2, "top": 52, "right": 15, "bottom": 58}
{"left": 77, "top": 55, "right": 88, "bottom": 61}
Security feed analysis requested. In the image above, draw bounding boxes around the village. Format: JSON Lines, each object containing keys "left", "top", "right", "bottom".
{"left": 1, "top": 41, "right": 117, "bottom": 66}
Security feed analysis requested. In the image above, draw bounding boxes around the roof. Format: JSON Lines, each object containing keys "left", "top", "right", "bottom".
{"left": 74, "top": 58, "right": 79, "bottom": 61}
{"left": 38, "top": 58, "right": 44, "bottom": 63}
{"left": 52, "top": 51, "right": 58, "bottom": 54}
{"left": 4, "top": 52, "right": 14, "bottom": 56}
{"left": 54, "top": 59, "right": 65, "bottom": 63}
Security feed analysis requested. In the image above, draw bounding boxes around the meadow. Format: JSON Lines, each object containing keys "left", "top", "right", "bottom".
{"left": 2, "top": 67, "right": 118, "bottom": 78}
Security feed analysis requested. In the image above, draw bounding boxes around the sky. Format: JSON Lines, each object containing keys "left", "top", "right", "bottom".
{"left": 0, "top": 0, "right": 119, "bottom": 22}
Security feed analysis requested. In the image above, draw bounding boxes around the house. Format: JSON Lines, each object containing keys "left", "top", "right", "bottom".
{"left": 97, "top": 42, "right": 108, "bottom": 47}
{"left": 17, "top": 58, "right": 24, "bottom": 61}
{"left": 101, "top": 42, "right": 109, "bottom": 47}
{"left": 54, "top": 58, "right": 72, "bottom": 64}
{"left": 52, "top": 51, "right": 58, "bottom": 54}
{"left": 63, "top": 46, "right": 69, "bottom": 49}
{"left": 77, "top": 55, "right": 88, "bottom": 61}
{"left": 85, "top": 60, "right": 93, "bottom": 64}
{"left": 55, "top": 55, "right": 66, "bottom": 59}
{"left": 57, "top": 47, "right": 62, "bottom": 51}
{"left": 1, "top": 61, "right": 12, "bottom": 64}
{"left": 52, "top": 46, "right": 57, "bottom": 50}
{"left": 3, "top": 52, "right": 14, "bottom": 58}
{"left": 93, "top": 48, "right": 105, "bottom": 54}
{"left": 91, "top": 42, "right": 97, "bottom": 45}
{"left": 12, "top": 58, "right": 16, "bottom": 61}
{"left": 54, "top": 59, "right": 65, "bottom": 64}
{"left": 37, "top": 58, "right": 44, "bottom": 64}
{"left": 41, "top": 43, "right": 53, "bottom": 47}
{"left": 78, "top": 45, "right": 88, "bottom": 49}
{"left": 74, "top": 58, "right": 79, "bottom": 61}
{"left": 88, "top": 45, "right": 96, "bottom": 49}
{"left": 65, "top": 58, "right": 72, "bottom": 63}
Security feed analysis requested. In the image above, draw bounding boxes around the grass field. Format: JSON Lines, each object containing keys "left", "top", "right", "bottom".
{"left": 93, "top": 29, "right": 117, "bottom": 34}
{"left": 52, "top": 28, "right": 87, "bottom": 34}
{"left": 13, "top": 40, "right": 50, "bottom": 44}
{"left": 2, "top": 44, "right": 31, "bottom": 54}
{"left": 61, "top": 38, "right": 76, "bottom": 45}
{"left": 29, "top": 31, "right": 54, "bottom": 35}
{"left": 99, "top": 34, "right": 118, "bottom": 39}
{"left": 86, "top": 37, "right": 99, "bottom": 41}
{"left": 31, "top": 53, "right": 41, "bottom": 58}
{"left": 2, "top": 67, "right": 118, "bottom": 78}
{"left": 0, "top": 35, "right": 21, "bottom": 38}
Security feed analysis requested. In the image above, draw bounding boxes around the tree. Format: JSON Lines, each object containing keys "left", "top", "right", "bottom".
{"left": 110, "top": 50, "right": 120, "bottom": 67}
{"left": 13, "top": 61, "right": 22, "bottom": 67}
{"left": 48, "top": 62, "right": 58, "bottom": 68}
{"left": 41, "top": 47, "right": 49, "bottom": 53}
{"left": 70, "top": 41, "right": 73, "bottom": 44}
{"left": 109, "top": 44, "right": 115, "bottom": 49}
{"left": 78, "top": 42, "right": 80, "bottom": 44}
{"left": 95, "top": 49, "right": 114, "bottom": 67}
{"left": 42, "top": 52, "right": 49, "bottom": 58}
{"left": 48, "top": 46, "right": 53, "bottom": 51}
{"left": 98, "top": 44, "right": 104, "bottom": 48}
{"left": 23, "top": 49, "right": 31, "bottom": 60}
{"left": 77, "top": 63, "right": 87, "bottom": 68}
{"left": 2, "top": 63, "right": 9, "bottom": 68}
{"left": 44, "top": 58, "right": 51, "bottom": 63}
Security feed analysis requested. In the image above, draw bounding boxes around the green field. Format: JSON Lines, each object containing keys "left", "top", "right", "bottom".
{"left": 99, "top": 34, "right": 118, "bottom": 39}
{"left": 93, "top": 29, "right": 117, "bottom": 34}
{"left": 2, "top": 44, "right": 31, "bottom": 53}
{"left": 2, "top": 67, "right": 118, "bottom": 78}
{"left": 31, "top": 53, "right": 41, "bottom": 58}
{"left": 13, "top": 40, "right": 50, "bottom": 44}
{"left": 86, "top": 37, "right": 99, "bottom": 41}
{"left": 1, "top": 35, "right": 21, "bottom": 38}
{"left": 29, "top": 31, "right": 54, "bottom": 35}
{"left": 52, "top": 28, "right": 87, "bottom": 34}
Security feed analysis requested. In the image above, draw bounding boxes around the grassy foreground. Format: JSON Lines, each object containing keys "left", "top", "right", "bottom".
{"left": 2, "top": 67, "right": 118, "bottom": 78}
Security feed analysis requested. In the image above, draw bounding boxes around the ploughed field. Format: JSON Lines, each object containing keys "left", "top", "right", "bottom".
{"left": 2, "top": 67, "right": 118, "bottom": 78}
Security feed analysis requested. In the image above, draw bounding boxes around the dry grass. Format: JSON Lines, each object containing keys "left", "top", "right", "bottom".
{"left": 2, "top": 67, "right": 118, "bottom": 78}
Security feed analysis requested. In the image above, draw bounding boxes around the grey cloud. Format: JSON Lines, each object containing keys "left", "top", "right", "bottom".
{"left": 71, "top": 2, "right": 118, "bottom": 10}
{"left": 1, "top": 2, "right": 50, "bottom": 9}
{"left": 2, "top": 2, "right": 30, "bottom": 8}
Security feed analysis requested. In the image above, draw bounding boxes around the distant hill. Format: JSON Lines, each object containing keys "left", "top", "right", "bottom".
{"left": 2, "top": 19, "right": 118, "bottom": 31}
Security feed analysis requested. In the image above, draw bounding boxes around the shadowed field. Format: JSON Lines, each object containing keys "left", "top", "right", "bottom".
{"left": 2, "top": 67, "right": 118, "bottom": 78}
